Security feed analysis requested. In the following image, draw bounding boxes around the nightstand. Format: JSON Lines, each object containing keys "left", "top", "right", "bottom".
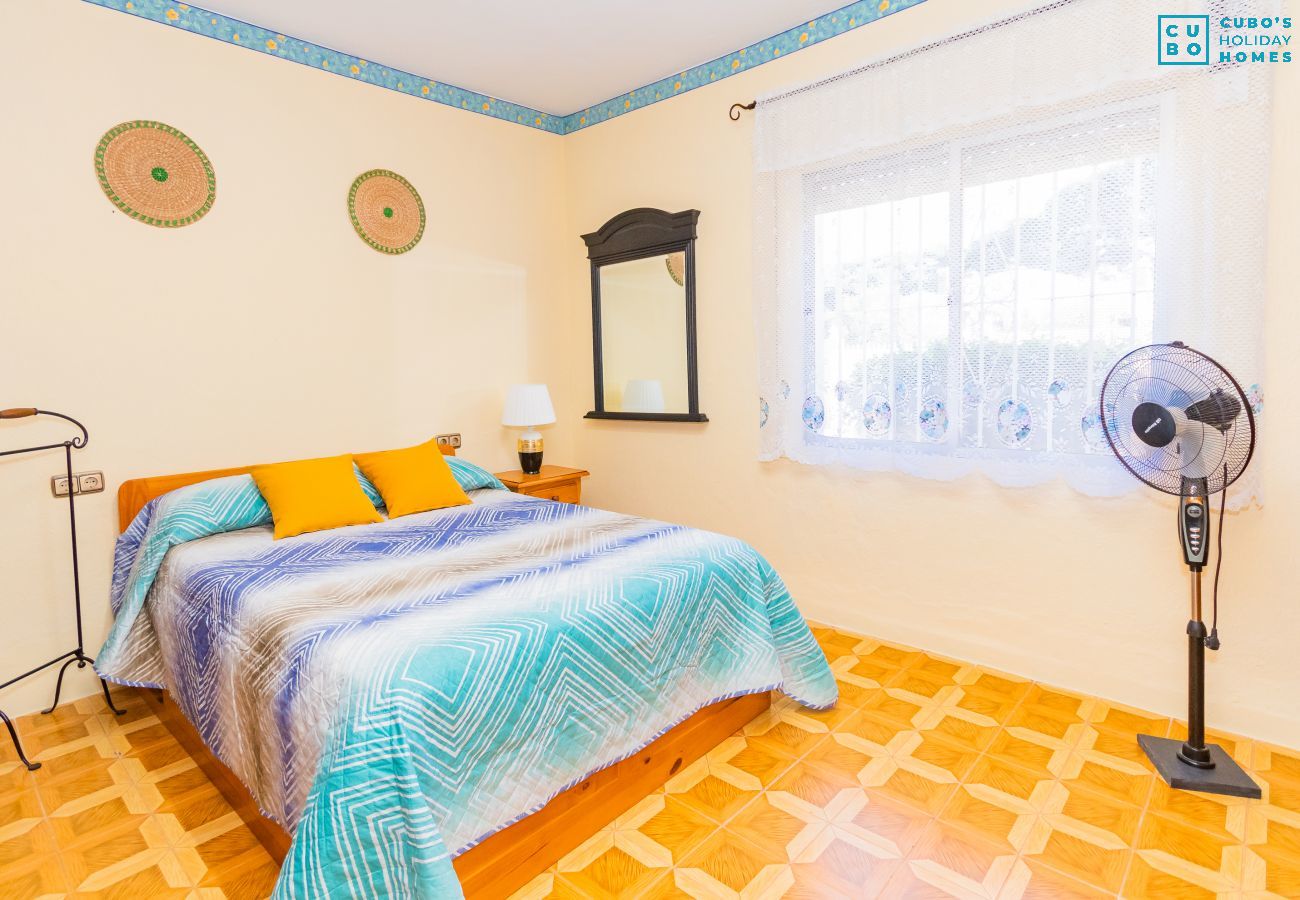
{"left": 495, "top": 465, "right": 590, "bottom": 504}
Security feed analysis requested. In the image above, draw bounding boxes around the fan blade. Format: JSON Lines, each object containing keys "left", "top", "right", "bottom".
{"left": 1184, "top": 388, "right": 1242, "bottom": 432}
{"left": 1176, "top": 416, "right": 1230, "bottom": 480}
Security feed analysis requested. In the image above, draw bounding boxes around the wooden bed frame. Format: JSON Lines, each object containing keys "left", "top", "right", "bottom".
{"left": 116, "top": 449, "right": 770, "bottom": 899}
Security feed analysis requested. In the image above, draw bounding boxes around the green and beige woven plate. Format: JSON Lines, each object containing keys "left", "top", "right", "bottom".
{"left": 94, "top": 120, "right": 216, "bottom": 228}
{"left": 348, "top": 169, "right": 425, "bottom": 255}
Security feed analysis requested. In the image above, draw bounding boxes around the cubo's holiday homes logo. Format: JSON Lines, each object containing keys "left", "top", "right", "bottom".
{"left": 1159, "top": 13, "right": 1293, "bottom": 66}
{"left": 1158, "top": 14, "right": 1209, "bottom": 64}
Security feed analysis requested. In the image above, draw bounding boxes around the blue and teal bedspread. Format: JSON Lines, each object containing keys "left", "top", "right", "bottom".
{"left": 97, "top": 470, "right": 836, "bottom": 898}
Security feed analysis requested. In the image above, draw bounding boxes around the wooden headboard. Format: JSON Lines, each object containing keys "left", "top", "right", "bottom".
{"left": 116, "top": 444, "right": 457, "bottom": 533}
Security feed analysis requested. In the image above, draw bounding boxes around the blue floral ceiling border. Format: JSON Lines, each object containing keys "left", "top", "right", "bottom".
{"left": 83, "top": 0, "right": 565, "bottom": 133}
{"left": 559, "top": 0, "right": 926, "bottom": 133}
{"left": 82, "top": 0, "right": 926, "bottom": 135}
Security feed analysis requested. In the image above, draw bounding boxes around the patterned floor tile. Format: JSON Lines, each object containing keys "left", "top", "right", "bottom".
{"left": 509, "top": 870, "right": 576, "bottom": 900}
{"left": 985, "top": 725, "right": 1073, "bottom": 781}
{"left": 964, "top": 756, "right": 1053, "bottom": 809}
{"left": 860, "top": 677, "right": 1007, "bottom": 755}
{"left": 1128, "top": 810, "right": 1245, "bottom": 896}
{"left": 0, "top": 850, "right": 73, "bottom": 897}
{"left": 665, "top": 750, "right": 766, "bottom": 826}
{"left": 559, "top": 842, "right": 669, "bottom": 898}
{"left": 4, "top": 628, "right": 1299, "bottom": 900}
{"left": 1020, "top": 786, "right": 1141, "bottom": 893}
{"left": 675, "top": 828, "right": 790, "bottom": 897}
{"left": 998, "top": 858, "right": 1114, "bottom": 899}
{"left": 809, "top": 623, "right": 867, "bottom": 661}
{"left": 193, "top": 823, "right": 279, "bottom": 886}
{"left": 728, "top": 785, "right": 914, "bottom": 895}
{"left": 1253, "top": 742, "right": 1300, "bottom": 786}
{"left": 940, "top": 785, "right": 1028, "bottom": 858}
{"left": 1147, "top": 775, "right": 1254, "bottom": 844}
{"left": 887, "top": 818, "right": 1021, "bottom": 899}
{"left": 1073, "top": 721, "right": 1162, "bottom": 770}
{"left": 1082, "top": 700, "right": 1170, "bottom": 740}
{"left": 831, "top": 712, "right": 980, "bottom": 816}
{"left": 1254, "top": 767, "right": 1300, "bottom": 820}
{"left": 904, "top": 652, "right": 968, "bottom": 684}
{"left": 555, "top": 793, "right": 688, "bottom": 887}
{"left": 786, "top": 856, "right": 903, "bottom": 897}
{"left": 1005, "top": 686, "right": 1093, "bottom": 745}
{"left": 839, "top": 640, "right": 922, "bottom": 688}
{"left": 1241, "top": 812, "right": 1300, "bottom": 898}
{"left": 1055, "top": 745, "right": 1155, "bottom": 809}
{"left": 725, "top": 792, "right": 809, "bottom": 860}
{"left": 767, "top": 758, "right": 865, "bottom": 810}
{"left": 768, "top": 690, "right": 857, "bottom": 732}
{"left": 826, "top": 660, "right": 890, "bottom": 710}
{"left": 738, "top": 702, "right": 827, "bottom": 761}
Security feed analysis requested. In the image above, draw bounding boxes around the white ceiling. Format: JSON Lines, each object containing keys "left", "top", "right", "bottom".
{"left": 199, "top": 0, "right": 850, "bottom": 115}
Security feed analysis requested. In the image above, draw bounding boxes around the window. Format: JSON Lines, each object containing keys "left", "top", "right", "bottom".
{"left": 753, "top": 0, "right": 1268, "bottom": 504}
{"left": 804, "top": 105, "right": 1159, "bottom": 458}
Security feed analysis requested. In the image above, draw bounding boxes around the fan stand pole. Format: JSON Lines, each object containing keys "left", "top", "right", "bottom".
{"left": 1183, "top": 572, "right": 1212, "bottom": 766}
{"left": 1136, "top": 568, "right": 1261, "bottom": 798}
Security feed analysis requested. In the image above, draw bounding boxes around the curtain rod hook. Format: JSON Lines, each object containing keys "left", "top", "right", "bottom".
{"left": 729, "top": 101, "right": 757, "bottom": 121}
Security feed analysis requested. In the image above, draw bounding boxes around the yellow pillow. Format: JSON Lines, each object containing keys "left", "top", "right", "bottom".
{"left": 354, "top": 441, "right": 471, "bottom": 519}
{"left": 251, "top": 455, "right": 383, "bottom": 540}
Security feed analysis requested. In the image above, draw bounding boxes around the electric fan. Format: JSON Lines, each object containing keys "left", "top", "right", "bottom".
{"left": 1099, "top": 341, "right": 1260, "bottom": 798}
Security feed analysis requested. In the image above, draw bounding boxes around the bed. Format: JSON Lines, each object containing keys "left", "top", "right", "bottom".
{"left": 98, "top": 446, "right": 837, "bottom": 898}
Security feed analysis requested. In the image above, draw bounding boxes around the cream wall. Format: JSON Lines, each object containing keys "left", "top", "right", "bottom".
{"left": 562, "top": 0, "right": 1300, "bottom": 746}
{"left": 4, "top": 0, "right": 1296, "bottom": 749}
{"left": 0, "top": 0, "right": 571, "bottom": 717}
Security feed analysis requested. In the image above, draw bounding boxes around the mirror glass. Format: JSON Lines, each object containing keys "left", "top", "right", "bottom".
{"left": 598, "top": 252, "right": 689, "bottom": 414}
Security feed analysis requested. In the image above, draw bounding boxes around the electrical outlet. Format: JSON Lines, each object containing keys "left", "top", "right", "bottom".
{"left": 51, "top": 475, "right": 78, "bottom": 497}
{"left": 435, "top": 433, "right": 462, "bottom": 448}
{"left": 51, "top": 471, "right": 105, "bottom": 497}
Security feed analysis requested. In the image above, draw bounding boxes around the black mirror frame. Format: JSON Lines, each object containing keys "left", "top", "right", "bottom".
{"left": 581, "top": 208, "right": 708, "bottom": 423}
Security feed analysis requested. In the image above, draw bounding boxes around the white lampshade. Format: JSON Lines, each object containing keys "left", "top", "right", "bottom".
{"left": 502, "top": 384, "right": 556, "bottom": 427}
{"left": 623, "top": 379, "right": 665, "bottom": 413}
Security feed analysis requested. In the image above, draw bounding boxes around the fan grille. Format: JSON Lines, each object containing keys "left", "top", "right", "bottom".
{"left": 1100, "top": 343, "right": 1254, "bottom": 496}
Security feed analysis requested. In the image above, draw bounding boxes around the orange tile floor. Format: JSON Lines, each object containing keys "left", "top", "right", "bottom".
{"left": 2, "top": 624, "right": 1299, "bottom": 898}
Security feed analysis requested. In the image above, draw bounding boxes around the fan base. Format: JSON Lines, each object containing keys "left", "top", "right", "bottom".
{"left": 1138, "top": 735, "right": 1261, "bottom": 798}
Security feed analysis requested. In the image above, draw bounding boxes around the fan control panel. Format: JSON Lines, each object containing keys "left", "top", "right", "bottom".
{"left": 1180, "top": 494, "right": 1209, "bottom": 568}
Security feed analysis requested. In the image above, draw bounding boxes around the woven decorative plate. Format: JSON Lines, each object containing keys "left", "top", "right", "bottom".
{"left": 348, "top": 169, "right": 425, "bottom": 254}
{"left": 94, "top": 121, "right": 215, "bottom": 227}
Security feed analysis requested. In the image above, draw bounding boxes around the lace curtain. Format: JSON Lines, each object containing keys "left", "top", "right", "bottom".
{"left": 753, "top": 0, "right": 1273, "bottom": 505}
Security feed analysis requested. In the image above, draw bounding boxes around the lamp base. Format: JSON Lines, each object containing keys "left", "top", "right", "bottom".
{"left": 1137, "top": 735, "right": 1261, "bottom": 798}
{"left": 518, "top": 433, "right": 543, "bottom": 475}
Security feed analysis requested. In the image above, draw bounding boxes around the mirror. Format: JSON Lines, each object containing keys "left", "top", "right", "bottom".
{"left": 582, "top": 209, "right": 707, "bottom": 422}
{"left": 597, "top": 254, "right": 688, "bottom": 414}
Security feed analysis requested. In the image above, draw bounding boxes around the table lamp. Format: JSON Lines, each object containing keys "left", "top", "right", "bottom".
{"left": 503, "top": 384, "right": 555, "bottom": 474}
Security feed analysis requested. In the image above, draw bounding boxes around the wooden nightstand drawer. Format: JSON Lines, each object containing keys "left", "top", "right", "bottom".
{"left": 495, "top": 465, "right": 589, "bottom": 505}
{"left": 521, "top": 479, "right": 582, "bottom": 504}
